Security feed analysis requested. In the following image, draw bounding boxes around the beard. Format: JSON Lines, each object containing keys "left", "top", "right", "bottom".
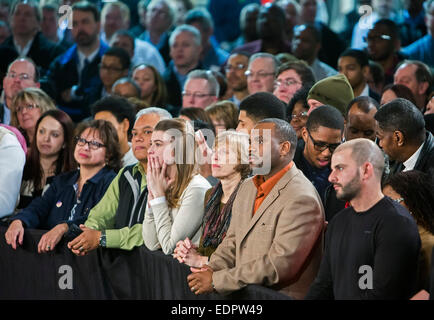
{"left": 334, "top": 171, "right": 361, "bottom": 202}
{"left": 75, "top": 31, "right": 97, "bottom": 47}
{"left": 230, "top": 80, "right": 247, "bottom": 92}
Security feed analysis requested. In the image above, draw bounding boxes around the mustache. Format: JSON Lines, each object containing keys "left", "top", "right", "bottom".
{"left": 76, "top": 31, "right": 90, "bottom": 38}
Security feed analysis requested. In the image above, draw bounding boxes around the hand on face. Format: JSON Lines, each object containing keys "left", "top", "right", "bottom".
{"left": 146, "top": 155, "right": 175, "bottom": 199}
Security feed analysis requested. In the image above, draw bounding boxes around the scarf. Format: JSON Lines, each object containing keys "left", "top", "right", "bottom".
{"left": 201, "top": 180, "right": 243, "bottom": 249}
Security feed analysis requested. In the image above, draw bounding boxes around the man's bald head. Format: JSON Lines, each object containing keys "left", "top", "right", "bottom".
{"left": 334, "top": 138, "right": 385, "bottom": 180}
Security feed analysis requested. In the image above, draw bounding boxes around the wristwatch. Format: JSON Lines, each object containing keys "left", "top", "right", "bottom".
{"left": 99, "top": 230, "right": 106, "bottom": 248}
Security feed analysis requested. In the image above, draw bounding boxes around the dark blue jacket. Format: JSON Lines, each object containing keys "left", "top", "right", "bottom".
{"left": 41, "top": 42, "right": 108, "bottom": 122}
{"left": 12, "top": 166, "right": 116, "bottom": 233}
{"left": 0, "top": 32, "right": 66, "bottom": 78}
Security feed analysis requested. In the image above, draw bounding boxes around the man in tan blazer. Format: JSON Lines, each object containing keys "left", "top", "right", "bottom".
{"left": 187, "top": 118, "right": 325, "bottom": 300}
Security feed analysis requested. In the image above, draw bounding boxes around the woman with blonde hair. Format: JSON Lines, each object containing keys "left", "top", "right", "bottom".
{"left": 11, "top": 88, "right": 57, "bottom": 146}
{"left": 205, "top": 100, "right": 239, "bottom": 131}
{"left": 142, "top": 118, "right": 211, "bottom": 254}
{"left": 173, "top": 130, "right": 250, "bottom": 267}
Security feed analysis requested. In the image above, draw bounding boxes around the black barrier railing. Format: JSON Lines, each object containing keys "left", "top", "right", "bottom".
{"left": 0, "top": 227, "right": 291, "bottom": 300}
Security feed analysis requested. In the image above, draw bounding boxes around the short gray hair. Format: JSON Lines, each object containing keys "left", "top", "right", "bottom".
{"left": 135, "top": 107, "right": 172, "bottom": 125}
{"left": 249, "top": 52, "right": 280, "bottom": 74}
{"left": 147, "top": 0, "right": 175, "bottom": 27}
{"left": 101, "top": 1, "right": 130, "bottom": 25}
{"left": 112, "top": 77, "right": 141, "bottom": 97}
{"left": 184, "top": 69, "right": 220, "bottom": 97}
{"left": 334, "top": 138, "right": 385, "bottom": 180}
{"left": 11, "top": 0, "right": 41, "bottom": 23}
{"left": 169, "top": 24, "right": 201, "bottom": 47}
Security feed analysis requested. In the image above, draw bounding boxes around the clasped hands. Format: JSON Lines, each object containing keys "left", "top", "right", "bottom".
{"left": 67, "top": 225, "right": 101, "bottom": 256}
{"left": 174, "top": 238, "right": 215, "bottom": 295}
{"left": 174, "top": 237, "right": 209, "bottom": 268}
{"left": 187, "top": 264, "right": 215, "bottom": 295}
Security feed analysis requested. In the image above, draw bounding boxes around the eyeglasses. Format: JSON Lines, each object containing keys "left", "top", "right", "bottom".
{"left": 291, "top": 111, "right": 308, "bottom": 120}
{"left": 275, "top": 78, "right": 302, "bottom": 88}
{"left": 363, "top": 34, "right": 392, "bottom": 42}
{"left": 244, "top": 70, "right": 275, "bottom": 78}
{"left": 16, "top": 104, "right": 38, "bottom": 113}
{"left": 75, "top": 136, "right": 106, "bottom": 150}
{"left": 6, "top": 72, "right": 32, "bottom": 81}
{"left": 225, "top": 63, "right": 246, "bottom": 71}
{"left": 307, "top": 129, "right": 341, "bottom": 153}
{"left": 150, "top": 7, "right": 169, "bottom": 17}
{"left": 182, "top": 91, "right": 214, "bottom": 99}
{"left": 99, "top": 63, "right": 124, "bottom": 73}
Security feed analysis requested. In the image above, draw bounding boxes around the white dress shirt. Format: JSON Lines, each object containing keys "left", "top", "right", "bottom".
{"left": 403, "top": 143, "right": 424, "bottom": 171}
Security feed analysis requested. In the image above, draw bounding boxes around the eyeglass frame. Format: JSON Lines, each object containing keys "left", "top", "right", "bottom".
{"left": 275, "top": 78, "right": 302, "bottom": 88}
{"left": 306, "top": 128, "right": 341, "bottom": 153}
{"left": 75, "top": 136, "right": 106, "bottom": 150}
{"left": 363, "top": 34, "right": 392, "bottom": 43}
{"left": 244, "top": 70, "right": 275, "bottom": 78}
{"left": 182, "top": 91, "right": 215, "bottom": 99}
{"left": 291, "top": 111, "right": 309, "bottom": 120}
{"left": 15, "top": 103, "right": 39, "bottom": 113}
{"left": 98, "top": 63, "right": 125, "bottom": 73}
{"left": 225, "top": 63, "right": 247, "bottom": 71}
{"left": 6, "top": 72, "right": 33, "bottom": 81}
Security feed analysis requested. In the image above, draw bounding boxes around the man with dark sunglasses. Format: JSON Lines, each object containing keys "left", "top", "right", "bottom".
{"left": 294, "top": 105, "right": 344, "bottom": 207}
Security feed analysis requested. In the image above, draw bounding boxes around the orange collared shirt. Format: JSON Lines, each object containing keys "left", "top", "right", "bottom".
{"left": 252, "top": 161, "right": 294, "bottom": 215}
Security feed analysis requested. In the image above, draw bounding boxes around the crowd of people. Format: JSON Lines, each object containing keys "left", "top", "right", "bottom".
{"left": 0, "top": 0, "right": 433, "bottom": 300}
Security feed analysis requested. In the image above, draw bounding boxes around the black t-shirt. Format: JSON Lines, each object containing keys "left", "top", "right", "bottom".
{"left": 306, "top": 196, "right": 421, "bottom": 300}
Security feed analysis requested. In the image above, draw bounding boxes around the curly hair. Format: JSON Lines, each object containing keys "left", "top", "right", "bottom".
{"left": 383, "top": 171, "right": 434, "bottom": 234}
{"left": 74, "top": 119, "right": 122, "bottom": 172}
